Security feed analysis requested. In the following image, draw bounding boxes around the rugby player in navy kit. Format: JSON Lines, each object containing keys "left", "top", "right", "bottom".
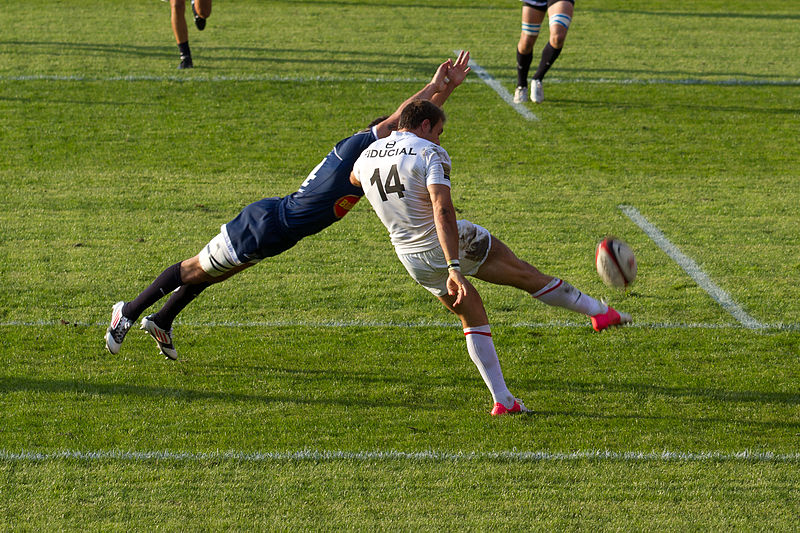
{"left": 105, "top": 51, "right": 472, "bottom": 360}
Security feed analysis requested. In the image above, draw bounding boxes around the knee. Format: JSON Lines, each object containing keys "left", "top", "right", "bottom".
{"left": 180, "top": 257, "right": 210, "bottom": 284}
{"left": 550, "top": 33, "right": 566, "bottom": 49}
{"left": 518, "top": 35, "right": 536, "bottom": 53}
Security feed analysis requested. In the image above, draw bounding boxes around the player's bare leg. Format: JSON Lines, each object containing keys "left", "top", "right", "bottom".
{"left": 169, "top": 0, "right": 193, "bottom": 68}
{"left": 191, "top": 0, "right": 211, "bottom": 30}
{"left": 530, "top": 0, "right": 574, "bottom": 103}
{"left": 104, "top": 251, "right": 252, "bottom": 357}
{"left": 438, "top": 286, "right": 527, "bottom": 415}
{"left": 514, "top": 5, "right": 545, "bottom": 103}
{"left": 475, "top": 236, "right": 630, "bottom": 330}
{"left": 137, "top": 256, "right": 252, "bottom": 359}
{"left": 179, "top": 255, "right": 249, "bottom": 284}
{"left": 547, "top": 0, "right": 573, "bottom": 50}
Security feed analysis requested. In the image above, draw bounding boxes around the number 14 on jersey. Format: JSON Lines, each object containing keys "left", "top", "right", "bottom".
{"left": 370, "top": 164, "right": 405, "bottom": 201}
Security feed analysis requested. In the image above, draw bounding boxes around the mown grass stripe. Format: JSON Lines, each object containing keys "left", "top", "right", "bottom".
{"left": 620, "top": 205, "right": 764, "bottom": 329}
{"left": 2, "top": 449, "right": 799, "bottom": 463}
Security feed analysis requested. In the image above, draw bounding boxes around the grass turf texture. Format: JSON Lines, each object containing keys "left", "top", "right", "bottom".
{"left": 1, "top": 0, "right": 799, "bottom": 528}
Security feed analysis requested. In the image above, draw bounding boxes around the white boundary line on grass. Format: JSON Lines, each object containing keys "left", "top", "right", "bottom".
{"left": 460, "top": 53, "right": 539, "bottom": 122}
{"left": 3, "top": 75, "right": 798, "bottom": 87}
{"left": 2, "top": 449, "right": 799, "bottom": 463}
{"left": 1, "top": 320, "right": 798, "bottom": 330}
{"left": 619, "top": 205, "right": 764, "bottom": 329}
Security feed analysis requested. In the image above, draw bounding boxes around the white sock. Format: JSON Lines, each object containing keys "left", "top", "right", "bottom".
{"left": 531, "top": 278, "right": 607, "bottom": 316}
{"left": 464, "top": 325, "right": 515, "bottom": 408}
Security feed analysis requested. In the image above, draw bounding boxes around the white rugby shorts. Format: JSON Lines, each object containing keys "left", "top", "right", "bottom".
{"left": 198, "top": 229, "right": 257, "bottom": 277}
{"left": 397, "top": 220, "right": 492, "bottom": 297}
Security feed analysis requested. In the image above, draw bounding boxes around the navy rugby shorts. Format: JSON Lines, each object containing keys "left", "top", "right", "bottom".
{"left": 222, "top": 197, "right": 299, "bottom": 264}
{"left": 522, "top": 0, "right": 574, "bottom": 11}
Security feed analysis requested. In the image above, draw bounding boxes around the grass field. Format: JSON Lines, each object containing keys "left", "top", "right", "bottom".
{"left": 1, "top": 0, "right": 799, "bottom": 529}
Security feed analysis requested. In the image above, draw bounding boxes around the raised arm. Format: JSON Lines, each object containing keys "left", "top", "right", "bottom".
{"left": 374, "top": 51, "right": 471, "bottom": 139}
{"left": 431, "top": 50, "right": 471, "bottom": 108}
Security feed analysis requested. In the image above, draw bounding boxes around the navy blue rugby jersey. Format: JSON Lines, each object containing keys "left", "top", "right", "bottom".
{"left": 278, "top": 126, "right": 377, "bottom": 239}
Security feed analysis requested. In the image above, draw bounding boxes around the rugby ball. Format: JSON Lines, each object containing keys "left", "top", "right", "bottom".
{"left": 596, "top": 237, "right": 637, "bottom": 289}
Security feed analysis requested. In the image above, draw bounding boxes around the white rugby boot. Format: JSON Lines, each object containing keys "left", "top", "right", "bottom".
{"left": 513, "top": 86, "right": 529, "bottom": 103}
{"left": 531, "top": 79, "right": 544, "bottom": 103}
{"left": 105, "top": 301, "right": 134, "bottom": 354}
{"left": 141, "top": 315, "right": 178, "bottom": 360}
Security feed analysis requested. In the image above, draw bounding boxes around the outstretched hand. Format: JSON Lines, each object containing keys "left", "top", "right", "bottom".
{"left": 446, "top": 50, "right": 471, "bottom": 88}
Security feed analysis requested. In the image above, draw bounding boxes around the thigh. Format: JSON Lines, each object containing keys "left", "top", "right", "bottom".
{"left": 548, "top": 0, "right": 574, "bottom": 35}
{"left": 548, "top": 0, "right": 574, "bottom": 13}
{"left": 194, "top": 232, "right": 258, "bottom": 282}
{"left": 182, "top": 254, "right": 251, "bottom": 284}
{"left": 474, "top": 235, "right": 552, "bottom": 293}
{"left": 522, "top": 3, "right": 547, "bottom": 24}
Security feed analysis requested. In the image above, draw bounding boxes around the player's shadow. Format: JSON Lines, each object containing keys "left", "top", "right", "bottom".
{"left": 0, "top": 41, "right": 439, "bottom": 73}
{"left": 0, "top": 94, "right": 160, "bottom": 107}
{"left": 514, "top": 379, "right": 800, "bottom": 428}
{"left": 289, "top": 0, "right": 502, "bottom": 9}
{"left": 0, "top": 41, "right": 173, "bottom": 59}
{"left": 583, "top": 8, "right": 800, "bottom": 20}
{"left": 528, "top": 378, "right": 800, "bottom": 406}
{"left": 528, "top": 407, "right": 800, "bottom": 430}
{"left": 0, "top": 375, "right": 424, "bottom": 410}
{"left": 555, "top": 66, "right": 797, "bottom": 82}
{"left": 550, "top": 97, "right": 800, "bottom": 117}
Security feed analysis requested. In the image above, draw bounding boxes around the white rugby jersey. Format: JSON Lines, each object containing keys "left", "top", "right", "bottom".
{"left": 354, "top": 131, "right": 452, "bottom": 254}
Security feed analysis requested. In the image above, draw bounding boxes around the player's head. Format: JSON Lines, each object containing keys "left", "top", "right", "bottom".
{"left": 362, "top": 115, "right": 392, "bottom": 133}
{"left": 398, "top": 100, "right": 446, "bottom": 145}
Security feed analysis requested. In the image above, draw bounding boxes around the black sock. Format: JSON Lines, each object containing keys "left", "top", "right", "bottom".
{"left": 532, "top": 43, "right": 562, "bottom": 81}
{"left": 151, "top": 282, "right": 211, "bottom": 330}
{"left": 178, "top": 41, "right": 191, "bottom": 59}
{"left": 516, "top": 50, "right": 533, "bottom": 87}
{"left": 122, "top": 262, "right": 183, "bottom": 321}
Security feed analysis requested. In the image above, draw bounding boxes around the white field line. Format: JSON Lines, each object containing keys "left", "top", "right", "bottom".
{"left": 0, "top": 74, "right": 432, "bottom": 83}
{"left": 460, "top": 54, "right": 539, "bottom": 122}
{"left": 2, "top": 449, "right": 799, "bottom": 464}
{"left": 1, "top": 320, "right": 797, "bottom": 330}
{"left": 619, "top": 205, "right": 764, "bottom": 329}
{"left": 3, "top": 74, "right": 798, "bottom": 87}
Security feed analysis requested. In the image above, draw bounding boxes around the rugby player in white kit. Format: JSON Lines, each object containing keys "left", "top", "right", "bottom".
{"left": 352, "top": 99, "right": 630, "bottom": 416}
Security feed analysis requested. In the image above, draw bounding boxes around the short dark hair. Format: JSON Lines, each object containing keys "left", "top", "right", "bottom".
{"left": 368, "top": 115, "right": 389, "bottom": 128}
{"left": 360, "top": 115, "right": 394, "bottom": 133}
{"left": 398, "top": 99, "right": 446, "bottom": 131}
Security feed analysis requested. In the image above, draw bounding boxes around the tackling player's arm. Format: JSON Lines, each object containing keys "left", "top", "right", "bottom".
{"left": 374, "top": 51, "right": 471, "bottom": 139}
{"left": 431, "top": 50, "right": 471, "bottom": 108}
{"left": 428, "top": 183, "right": 468, "bottom": 305}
